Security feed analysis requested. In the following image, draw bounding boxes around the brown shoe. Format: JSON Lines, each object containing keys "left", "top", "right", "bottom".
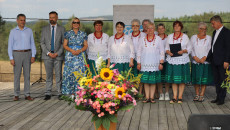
{"left": 14, "top": 96, "right": 19, "bottom": 101}
{"left": 25, "top": 96, "right": 34, "bottom": 101}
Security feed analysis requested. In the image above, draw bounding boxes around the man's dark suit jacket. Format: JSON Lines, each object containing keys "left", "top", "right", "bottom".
{"left": 207, "top": 26, "right": 230, "bottom": 65}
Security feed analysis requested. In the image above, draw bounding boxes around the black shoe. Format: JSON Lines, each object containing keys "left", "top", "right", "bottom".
{"left": 211, "top": 99, "right": 218, "bottom": 103}
{"left": 44, "top": 95, "right": 51, "bottom": 100}
{"left": 216, "top": 101, "right": 224, "bottom": 105}
{"left": 58, "top": 95, "right": 63, "bottom": 100}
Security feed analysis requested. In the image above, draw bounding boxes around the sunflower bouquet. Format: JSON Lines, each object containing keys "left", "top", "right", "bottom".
{"left": 64, "top": 56, "right": 142, "bottom": 130}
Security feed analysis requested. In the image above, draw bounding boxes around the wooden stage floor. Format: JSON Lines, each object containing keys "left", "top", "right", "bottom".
{"left": 0, "top": 82, "right": 230, "bottom": 130}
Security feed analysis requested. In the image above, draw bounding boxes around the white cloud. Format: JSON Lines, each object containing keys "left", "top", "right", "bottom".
{"left": 0, "top": 0, "right": 5, "bottom": 2}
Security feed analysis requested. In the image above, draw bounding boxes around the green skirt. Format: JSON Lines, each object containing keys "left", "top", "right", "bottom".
{"left": 191, "top": 63, "right": 214, "bottom": 85}
{"left": 140, "top": 71, "right": 161, "bottom": 84}
{"left": 164, "top": 62, "right": 191, "bottom": 84}
{"left": 88, "top": 59, "right": 108, "bottom": 76}
{"left": 160, "top": 62, "right": 167, "bottom": 83}
{"left": 111, "top": 62, "right": 130, "bottom": 73}
{"left": 131, "top": 60, "right": 139, "bottom": 77}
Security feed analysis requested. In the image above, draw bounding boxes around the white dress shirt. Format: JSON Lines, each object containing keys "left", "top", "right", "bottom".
{"left": 212, "top": 26, "right": 223, "bottom": 52}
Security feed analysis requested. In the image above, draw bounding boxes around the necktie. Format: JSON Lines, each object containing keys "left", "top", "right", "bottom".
{"left": 51, "top": 26, "right": 55, "bottom": 52}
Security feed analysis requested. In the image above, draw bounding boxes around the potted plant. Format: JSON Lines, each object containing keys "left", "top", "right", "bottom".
{"left": 62, "top": 56, "right": 142, "bottom": 130}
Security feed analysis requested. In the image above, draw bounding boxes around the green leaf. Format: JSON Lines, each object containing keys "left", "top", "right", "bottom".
{"left": 118, "top": 104, "right": 134, "bottom": 111}
{"left": 95, "top": 117, "right": 102, "bottom": 129}
{"left": 102, "top": 117, "right": 111, "bottom": 130}
{"left": 107, "top": 114, "right": 117, "bottom": 123}
{"left": 91, "top": 115, "right": 99, "bottom": 122}
{"left": 75, "top": 105, "right": 87, "bottom": 110}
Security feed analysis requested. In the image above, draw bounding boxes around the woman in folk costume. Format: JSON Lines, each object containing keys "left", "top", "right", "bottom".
{"left": 107, "top": 21, "right": 135, "bottom": 73}
{"left": 165, "top": 20, "right": 192, "bottom": 104}
{"left": 87, "top": 20, "right": 109, "bottom": 76}
{"left": 137, "top": 22, "right": 165, "bottom": 103}
{"left": 191, "top": 22, "right": 213, "bottom": 102}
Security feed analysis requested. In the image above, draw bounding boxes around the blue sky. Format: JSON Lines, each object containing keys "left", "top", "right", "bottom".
{"left": 0, "top": 0, "right": 229, "bottom": 19}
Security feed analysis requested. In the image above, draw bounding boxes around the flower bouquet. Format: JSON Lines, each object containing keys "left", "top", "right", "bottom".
{"left": 62, "top": 56, "right": 142, "bottom": 130}
{"left": 221, "top": 68, "right": 230, "bottom": 93}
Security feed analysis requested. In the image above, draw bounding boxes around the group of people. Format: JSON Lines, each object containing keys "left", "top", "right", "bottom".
{"left": 8, "top": 11, "right": 230, "bottom": 106}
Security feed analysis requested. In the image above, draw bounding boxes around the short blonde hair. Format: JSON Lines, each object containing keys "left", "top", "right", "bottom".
{"left": 71, "top": 17, "right": 80, "bottom": 29}
{"left": 147, "top": 22, "right": 155, "bottom": 29}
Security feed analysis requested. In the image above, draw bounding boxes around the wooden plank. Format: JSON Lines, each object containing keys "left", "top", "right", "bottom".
{"left": 117, "top": 109, "right": 125, "bottom": 128}
{"left": 71, "top": 111, "right": 92, "bottom": 129}
{"left": 139, "top": 103, "right": 150, "bottom": 130}
{"left": 80, "top": 114, "right": 93, "bottom": 130}
{"left": 0, "top": 98, "right": 45, "bottom": 129}
{"left": 174, "top": 104, "right": 187, "bottom": 130}
{"left": 59, "top": 110, "right": 85, "bottom": 130}
{"left": 18, "top": 100, "right": 64, "bottom": 130}
{"left": 149, "top": 101, "right": 159, "bottom": 130}
{"left": 30, "top": 101, "right": 71, "bottom": 129}
{"left": 129, "top": 101, "right": 144, "bottom": 130}
{"left": 8, "top": 100, "right": 59, "bottom": 130}
{"left": 118, "top": 108, "right": 135, "bottom": 130}
{"left": 165, "top": 102, "right": 179, "bottom": 130}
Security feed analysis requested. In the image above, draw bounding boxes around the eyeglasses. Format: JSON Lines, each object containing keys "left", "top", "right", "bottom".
{"left": 72, "top": 21, "right": 80, "bottom": 24}
{"left": 200, "top": 28, "right": 207, "bottom": 31}
{"left": 132, "top": 25, "right": 140, "bottom": 27}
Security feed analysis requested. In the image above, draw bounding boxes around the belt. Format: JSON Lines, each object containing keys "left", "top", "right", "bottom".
{"left": 13, "top": 49, "right": 31, "bottom": 52}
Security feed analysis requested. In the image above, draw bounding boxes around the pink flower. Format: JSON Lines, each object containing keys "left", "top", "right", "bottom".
{"left": 127, "top": 109, "right": 130, "bottom": 112}
{"left": 133, "top": 100, "right": 137, "bottom": 106}
{"left": 109, "top": 111, "right": 115, "bottom": 115}
{"left": 96, "top": 109, "right": 101, "bottom": 113}
{"left": 101, "top": 82, "right": 108, "bottom": 87}
{"left": 109, "top": 64, "right": 116, "bottom": 69}
{"left": 113, "top": 69, "right": 119, "bottom": 76}
{"left": 100, "top": 112, "right": 105, "bottom": 116}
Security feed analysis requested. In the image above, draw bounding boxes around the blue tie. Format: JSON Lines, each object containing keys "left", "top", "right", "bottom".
{"left": 51, "top": 26, "right": 55, "bottom": 52}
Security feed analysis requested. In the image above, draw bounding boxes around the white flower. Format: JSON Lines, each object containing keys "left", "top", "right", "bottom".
{"left": 96, "top": 56, "right": 103, "bottom": 70}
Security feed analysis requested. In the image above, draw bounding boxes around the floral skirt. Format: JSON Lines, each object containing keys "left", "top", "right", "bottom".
{"left": 164, "top": 62, "right": 191, "bottom": 84}
{"left": 191, "top": 63, "right": 214, "bottom": 85}
{"left": 140, "top": 71, "right": 161, "bottom": 84}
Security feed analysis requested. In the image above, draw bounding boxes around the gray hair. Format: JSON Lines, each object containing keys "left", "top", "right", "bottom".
{"left": 131, "top": 19, "right": 141, "bottom": 25}
{"left": 210, "top": 15, "right": 222, "bottom": 23}
{"left": 198, "top": 22, "right": 207, "bottom": 28}
{"left": 142, "top": 19, "right": 151, "bottom": 25}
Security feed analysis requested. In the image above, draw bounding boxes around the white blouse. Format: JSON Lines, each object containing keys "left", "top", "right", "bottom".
{"left": 137, "top": 35, "right": 165, "bottom": 72}
{"left": 165, "top": 33, "right": 191, "bottom": 65}
{"left": 87, "top": 33, "right": 109, "bottom": 61}
{"left": 128, "top": 32, "right": 146, "bottom": 60}
{"left": 191, "top": 34, "right": 212, "bottom": 64}
{"left": 108, "top": 35, "right": 135, "bottom": 63}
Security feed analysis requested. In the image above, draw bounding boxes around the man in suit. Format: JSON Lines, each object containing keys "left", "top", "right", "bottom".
{"left": 8, "top": 14, "right": 36, "bottom": 101}
{"left": 40, "top": 11, "right": 65, "bottom": 100}
{"left": 207, "top": 15, "right": 230, "bottom": 105}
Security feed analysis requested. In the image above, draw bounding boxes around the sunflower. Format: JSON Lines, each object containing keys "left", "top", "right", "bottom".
{"left": 100, "top": 68, "right": 114, "bottom": 81}
{"left": 115, "top": 87, "right": 126, "bottom": 99}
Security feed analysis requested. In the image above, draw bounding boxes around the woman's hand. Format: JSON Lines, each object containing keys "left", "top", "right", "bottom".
{"left": 193, "top": 56, "right": 201, "bottom": 63}
{"left": 200, "top": 56, "right": 206, "bottom": 64}
{"left": 107, "top": 63, "right": 110, "bottom": 68}
{"left": 178, "top": 50, "right": 184, "bottom": 55}
{"left": 137, "top": 64, "right": 141, "bottom": 71}
{"left": 159, "top": 64, "right": 163, "bottom": 70}
{"left": 166, "top": 50, "right": 173, "bottom": 56}
{"left": 129, "top": 61, "right": 134, "bottom": 67}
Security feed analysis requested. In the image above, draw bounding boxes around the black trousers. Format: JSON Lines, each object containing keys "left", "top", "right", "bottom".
{"left": 212, "top": 64, "right": 227, "bottom": 102}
